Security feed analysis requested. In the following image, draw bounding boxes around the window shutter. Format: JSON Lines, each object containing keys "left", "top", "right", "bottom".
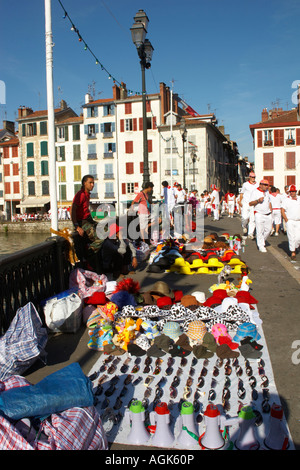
{"left": 257, "top": 130, "right": 262, "bottom": 147}
{"left": 148, "top": 140, "right": 153, "bottom": 153}
{"left": 122, "top": 183, "right": 126, "bottom": 194}
{"left": 64, "top": 126, "right": 69, "bottom": 141}
{"left": 286, "top": 152, "right": 296, "bottom": 169}
{"left": 274, "top": 129, "right": 284, "bottom": 147}
{"left": 27, "top": 161, "right": 35, "bottom": 176}
{"left": 139, "top": 118, "right": 143, "bottom": 130}
{"left": 84, "top": 125, "right": 88, "bottom": 134}
{"left": 286, "top": 175, "right": 296, "bottom": 186}
{"left": 111, "top": 122, "right": 115, "bottom": 132}
{"left": 152, "top": 117, "right": 157, "bottom": 129}
{"left": 120, "top": 119, "right": 124, "bottom": 132}
{"left": 133, "top": 118, "right": 137, "bottom": 131}
{"left": 101, "top": 123, "right": 104, "bottom": 133}
{"left": 146, "top": 100, "right": 151, "bottom": 112}
{"left": 27, "top": 142, "right": 34, "bottom": 157}
{"left": 22, "top": 124, "right": 26, "bottom": 136}
{"left": 263, "top": 153, "right": 273, "bottom": 170}
{"left": 13, "top": 181, "right": 20, "bottom": 194}
{"left": 264, "top": 176, "right": 273, "bottom": 186}
{"left": 112, "top": 143, "right": 116, "bottom": 152}
{"left": 126, "top": 162, "right": 134, "bottom": 174}
{"left": 153, "top": 161, "right": 157, "bottom": 173}
{"left": 33, "top": 123, "right": 37, "bottom": 135}
{"left": 296, "top": 128, "right": 300, "bottom": 145}
{"left": 125, "top": 102, "right": 132, "bottom": 114}
{"left": 125, "top": 141, "right": 133, "bottom": 153}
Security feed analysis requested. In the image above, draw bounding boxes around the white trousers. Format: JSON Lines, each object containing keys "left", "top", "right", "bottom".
{"left": 213, "top": 203, "right": 219, "bottom": 220}
{"left": 286, "top": 219, "right": 300, "bottom": 252}
{"left": 254, "top": 212, "right": 272, "bottom": 249}
{"left": 272, "top": 209, "right": 281, "bottom": 226}
{"left": 241, "top": 202, "right": 256, "bottom": 235}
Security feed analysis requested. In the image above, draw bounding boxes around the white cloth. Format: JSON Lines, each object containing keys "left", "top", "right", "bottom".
{"left": 175, "top": 188, "right": 186, "bottom": 204}
{"left": 250, "top": 188, "right": 272, "bottom": 215}
{"left": 281, "top": 196, "right": 300, "bottom": 221}
{"left": 254, "top": 212, "right": 272, "bottom": 250}
{"left": 241, "top": 181, "right": 258, "bottom": 203}
{"left": 286, "top": 220, "right": 300, "bottom": 252}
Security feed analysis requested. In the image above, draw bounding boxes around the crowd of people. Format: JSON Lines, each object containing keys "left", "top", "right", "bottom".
{"left": 70, "top": 173, "right": 300, "bottom": 275}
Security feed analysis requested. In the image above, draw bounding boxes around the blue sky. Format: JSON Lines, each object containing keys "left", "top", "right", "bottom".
{"left": 1, "top": 0, "right": 300, "bottom": 161}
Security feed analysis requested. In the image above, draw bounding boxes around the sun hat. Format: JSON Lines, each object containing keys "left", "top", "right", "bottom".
{"left": 220, "top": 296, "right": 238, "bottom": 312}
{"left": 233, "top": 322, "right": 261, "bottom": 343}
{"left": 156, "top": 296, "right": 173, "bottom": 308}
{"left": 148, "top": 281, "right": 174, "bottom": 299}
{"left": 235, "top": 291, "right": 258, "bottom": 305}
{"left": 191, "top": 291, "right": 206, "bottom": 303}
{"left": 186, "top": 320, "right": 207, "bottom": 342}
{"left": 163, "top": 321, "right": 182, "bottom": 341}
{"left": 211, "top": 323, "right": 232, "bottom": 343}
{"left": 180, "top": 295, "right": 200, "bottom": 308}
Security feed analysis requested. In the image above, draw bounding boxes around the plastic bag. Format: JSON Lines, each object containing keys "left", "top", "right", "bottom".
{"left": 69, "top": 268, "right": 107, "bottom": 298}
{"left": 44, "top": 292, "right": 83, "bottom": 333}
{"left": 0, "top": 303, "right": 47, "bottom": 381}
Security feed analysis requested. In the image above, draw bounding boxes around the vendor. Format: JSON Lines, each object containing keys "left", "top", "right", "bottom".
{"left": 101, "top": 223, "right": 138, "bottom": 278}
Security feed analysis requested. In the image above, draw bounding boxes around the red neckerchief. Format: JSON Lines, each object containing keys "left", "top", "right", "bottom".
{"left": 257, "top": 188, "right": 265, "bottom": 193}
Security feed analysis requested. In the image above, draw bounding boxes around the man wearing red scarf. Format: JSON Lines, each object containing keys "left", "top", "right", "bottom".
{"left": 249, "top": 179, "right": 273, "bottom": 252}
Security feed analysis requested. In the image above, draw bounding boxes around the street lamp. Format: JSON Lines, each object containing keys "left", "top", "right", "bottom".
{"left": 131, "top": 10, "right": 154, "bottom": 186}
{"left": 180, "top": 118, "right": 187, "bottom": 189}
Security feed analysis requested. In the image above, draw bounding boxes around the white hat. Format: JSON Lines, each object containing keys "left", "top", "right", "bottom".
{"left": 191, "top": 291, "right": 206, "bottom": 303}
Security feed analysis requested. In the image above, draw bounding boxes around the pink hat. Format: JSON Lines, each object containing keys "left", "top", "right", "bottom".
{"left": 249, "top": 171, "right": 256, "bottom": 177}
{"left": 211, "top": 323, "right": 232, "bottom": 343}
{"left": 260, "top": 179, "right": 270, "bottom": 185}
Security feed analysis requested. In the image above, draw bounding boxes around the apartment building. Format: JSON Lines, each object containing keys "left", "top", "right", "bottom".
{"left": 249, "top": 104, "right": 300, "bottom": 191}
{"left": 0, "top": 121, "right": 20, "bottom": 220}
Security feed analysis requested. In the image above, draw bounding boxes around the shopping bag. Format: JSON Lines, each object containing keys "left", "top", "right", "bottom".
{"left": 69, "top": 268, "right": 107, "bottom": 298}
{"left": 0, "top": 303, "right": 48, "bottom": 381}
{"left": 44, "top": 292, "right": 83, "bottom": 333}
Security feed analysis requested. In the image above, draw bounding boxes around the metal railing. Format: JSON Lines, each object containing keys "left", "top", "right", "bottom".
{"left": 0, "top": 236, "right": 72, "bottom": 334}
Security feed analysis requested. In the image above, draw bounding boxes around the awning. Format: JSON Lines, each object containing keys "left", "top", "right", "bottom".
{"left": 16, "top": 198, "right": 50, "bottom": 208}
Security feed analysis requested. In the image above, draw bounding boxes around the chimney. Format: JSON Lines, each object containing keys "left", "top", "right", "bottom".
{"left": 18, "top": 106, "right": 33, "bottom": 118}
{"left": 120, "top": 82, "right": 127, "bottom": 99}
{"left": 261, "top": 108, "right": 268, "bottom": 122}
{"left": 60, "top": 99, "right": 67, "bottom": 110}
{"left": 113, "top": 84, "right": 120, "bottom": 101}
{"left": 3, "top": 120, "right": 15, "bottom": 133}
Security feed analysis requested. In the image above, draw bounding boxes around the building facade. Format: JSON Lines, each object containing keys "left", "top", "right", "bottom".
{"left": 250, "top": 105, "right": 300, "bottom": 191}
{"left": 0, "top": 121, "right": 20, "bottom": 220}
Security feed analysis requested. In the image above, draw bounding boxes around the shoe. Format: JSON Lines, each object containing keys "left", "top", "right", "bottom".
{"left": 274, "top": 232, "right": 279, "bottom": 237}
{"left": 243, "top": 228, "right": 247, "bottom": 234}
{"left": 259, "top": 247, "right": 267, "bottom": 253}
{"left": 291, "top": 253, "right": 296, "bottom": 261}
{"left": 248, "top": 234, "right": 254, "bottom": 239}
{"left": 270, "top": 229, "right": 275, "bottom": 236}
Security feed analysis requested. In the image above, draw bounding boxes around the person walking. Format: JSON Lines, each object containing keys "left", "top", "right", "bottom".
{"left": 281, "top": 184, "right": 300, "bottom": 260}
{"left": 211, "top": 184, "right": 220, "bottom": 220}
{"left": 130, "top": 182, "right": 154, "bottom": 243}
{"left": 249, "top": 179, "right": 273, "bottom": 252}
{"left": 269, "top": 187, "right": 282, "bottom": 236}
{"left": 226, "top": 191, "right": 236, "bottom": 218}
{"left": 239, "top": 171, "right": 258, "bottom": 238}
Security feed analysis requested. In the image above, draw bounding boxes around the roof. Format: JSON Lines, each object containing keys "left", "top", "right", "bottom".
{"left": 250, "top": 108, "right": 300, "bottom": 130}
{"left": 17, "top": 107, "right": 78, "bottom": 121}
{"left": 0, "top": 137, "right": 19, "bottom": 147}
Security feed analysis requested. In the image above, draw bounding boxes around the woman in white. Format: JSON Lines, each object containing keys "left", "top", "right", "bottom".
{"left": 249, "top": 179, "right": 273, "bottom": 252}
{"left": 281, "top": 184, "right": 300, "bottom": 260}
{"left": 227, "top": 192, "right": 236, "bottom": 218}
{"left": 211, "top": 184, "right": 220, "bottom": 220}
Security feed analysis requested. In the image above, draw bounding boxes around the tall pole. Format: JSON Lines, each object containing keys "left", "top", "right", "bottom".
{"left": 45, "top": 0, "right": 58, "bottom": 232}
{"left": 141, "top": 59, "right": 149, "bottom": 186}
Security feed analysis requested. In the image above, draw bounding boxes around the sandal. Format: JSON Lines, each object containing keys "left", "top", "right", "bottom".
{"left": 291, "top": 253, "right": 296, "bottom": 261}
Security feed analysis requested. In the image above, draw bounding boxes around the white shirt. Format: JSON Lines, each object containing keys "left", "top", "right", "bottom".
{"left": 281, "top": 196, "right": 300, "bottom": 221}
{"left": 241, "top": 181, "right": 259, "bottom": 203}
{"left": 211, "top": 189, "right": 220, "bottom": 205}
{"left": 250, "top": 188, "right": 272, "bottom": 215}
{"left": 270, "top": 193, "right": 282, "bottom": 210}
{"left": 175, "top": 188, "right": 186, "bottom": 204}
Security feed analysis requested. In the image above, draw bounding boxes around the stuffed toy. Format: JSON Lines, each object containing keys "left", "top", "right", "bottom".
{"left": 141, "top": 319, "right": 160, "bottom": 339}
{"left": 114, "top": 317, "right": 142, "bottom": 350}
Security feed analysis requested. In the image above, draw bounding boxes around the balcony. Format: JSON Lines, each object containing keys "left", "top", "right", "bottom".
{"left": 103, "top": 132, "right": 113, "bottom": 139}
{"left": 105, "top": 192, "right": 115, "bottom": 198}
{"left": 103, "top": 152, "right": 114, "bottom": 159}
{"left": 87, "top": 153, "right": 97, "bottom": 160}
{"left": 104, "top": 173, "right": 114, "bottom": 180}
{"left": 263, "top": 140, "right": 273, "bottom": 147}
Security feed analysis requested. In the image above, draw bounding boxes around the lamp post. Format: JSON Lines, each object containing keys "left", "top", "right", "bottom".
{"left": 131, "top": 10, "right": 154, "bottom": 187}
{"left": 180, "top": 118, "right": 187, "bottom": 189}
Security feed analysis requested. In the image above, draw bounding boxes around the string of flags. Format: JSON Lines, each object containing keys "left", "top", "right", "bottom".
{"left": 57, "top": 0, "right": 143, "bottom": 96}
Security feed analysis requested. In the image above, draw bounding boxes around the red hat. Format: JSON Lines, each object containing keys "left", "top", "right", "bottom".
{"left": 84, "top": 291, "right": 107, "bottom": 305}
{"left": 156, "top": 296, "right": 173, "bottom": 308}
{"left": 235, "top": 290, "right": 258, "bottom": 305}
{"left": 109, "top": 223, "right": 123, "bottom": 238}
{"left": 289, "top": 184, "right": 297, "bottom": 192}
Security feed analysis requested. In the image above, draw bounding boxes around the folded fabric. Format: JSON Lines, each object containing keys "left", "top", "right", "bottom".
{"left": 0, "top": 363, "right": 93, "bottom": 421}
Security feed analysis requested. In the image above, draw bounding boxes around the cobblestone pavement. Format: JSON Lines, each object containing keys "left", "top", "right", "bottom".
{"left": 25, "top": 214, "right": 300, "bottom": 450}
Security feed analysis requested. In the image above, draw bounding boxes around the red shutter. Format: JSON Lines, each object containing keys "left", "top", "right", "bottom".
{"left": 296, "top": 128, "right": 300, "bottom": 145}
{"left": 125, "top": 102, "right": 132, "bottom": 114}
{"left": 4, "top": 182, "right": 10, "bottom": 194}
{"left": 13, "top": 181, "right": 20, "bottom": 193}
{"left": 120, "top": 119, "right": 124, "bottom": 132}
{"left": 286, "top": 152, "right": 296, "bottom": 169}
{"left": 125, "top": 141, "right": 133, "bottom": 153}
{"left": 274, "top": 129, "right": 284, "bottom": 147}
{"left": 263, "top": 153, "right": 274, "bottom": 170}
{"left": 153, "top": 161, "right": 157, "bottom": 173}
{"left": 133, "top": 118, "right": 137, "bottom": 131}
{"left": 152, "top": 117, "right": 157, "bottom": 129}
{"left": 122, "top": 183, "right": 126, "bottom": 194}
{"left": 126, "top": 162, "right": 134, "bottom": 174}
{"left": 146, "top": 100, "right": 151, "bottom": 112}
{"left": 148, "top": 140, "right": 152, "bottom": 153}
{"left": 257, "top": 130, "right": 262, "bottom": 147}
{"left": 286, "top": 175, "right": 296, "bottom": 186}
{"left": 139, "top": 118, "right": 143, "bottom": 130}
{"left": 140, "top": 162, "right": 144, "bottom": 173}
{"left": 3, "top": 164, "right": 10, "bottom": 176}
{"left": 13, "top": 163, "right": 18, "bottom": 175}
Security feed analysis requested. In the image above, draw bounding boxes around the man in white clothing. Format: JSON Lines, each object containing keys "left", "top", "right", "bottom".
{"left": 249, "top": 179, "right": 273, "bottom": 252}
{"left": 239, "top": 171, "right": 258, "bottom": 238}
{"left": 211, "top": 184, "right": 220, "bottom": 220}
{"left": 269, "top": 187, "right": 282, "bottom": 236}
{"left": 281, "top": 184, "right": 300, "bottom": 260}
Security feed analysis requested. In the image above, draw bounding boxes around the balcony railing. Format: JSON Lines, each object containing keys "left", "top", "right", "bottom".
{"left": 104, "top": 173, "right": 114, "bottom": 180}
{"left": 105, "top": 192, "right": 115, "bottom": 198}
{"left": 87, "top": 153, "right": 97, "bottom": 160}
{"left": 104, "top": 152, "right": 114, "bottom": 159}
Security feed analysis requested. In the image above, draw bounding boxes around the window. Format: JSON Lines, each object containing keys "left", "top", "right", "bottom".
{"left": 127, "top": 183, "right": 135, "bottom": 194}
{"left": 263, "top": 176, "right": 274, "bottom": 186}
{"left": 40, "top": 141, "right": 48, "bottom": 156}
{"left": 58, "top": 166, "right": 66, "bottom": 182}
{"left": 74, "top": 183, "right": 81, "bottom": 194}
{"left": 40, "top": 121, "right": 47, "bottom": 135}
{"left": 5, "top": 182, "right": 10, "bottom": 194}
{"left": 27, "top": 142, "right": 34, "bottom": 157}
{"left": 89, "top": 164, "right": 97, "bottom": 179}
{"left": 286, "top": 175, "right": 296, "bottom": 186}
{"left": 73, "top": 144, "right": 81, "bottom": 160}
{"left": 56, "top": 146, "right": 65, "bottom": 161}
{"left": 41, "top": 160, "right": 48, "bottom": 175}
{"left": 125, "top": 119, "right": 133, "bottom": 131}
{"left": 125, "top": 141, "right": 133, "bottom": 154}
{"left": 285, "top": 129, "right": 295, "bottom": 145}
{"left": 101, "top": 122, "right": 115, "bottom": 136}
{"left": 12, "top": 163, "right": 18, "bottom": 176}
{"left": 59, "top": 184, "right": 67, "bottom": 201}
{"left": 88, "top": 143, "right": 97, "bottom": 159}
{"left": 73, "top": 124, "right": 80, "bottom": 141}
{"left": 103, "top": 104, "right": 114, "bottom": 116}
{"left": 42, "top": 180, "right": 49, "bottom": 195}
{"left": 74, "top": 165, "right": 81, "bottom": 182}
{"left": 263, "top": 130, "right": 273, "bottom": 146}
{"left": 27, "top": 161, "right": 34, "bottom": 176}
{"left": 28, "top": 181, "right": 35, "bottom": 196}
{"left": 27, "top": 123, "right": 37, "bottom": 136}
{"left": 104, "top": 163, "right": 114, "bottom": 179}
{"left": 86, "top": 106, "right": 98, "bottom": 118}
{"left": 263, "top": 153, "right": 274, "bottom": 170}
{"left": 104, "top": 142, "right": 116, "bottom": 157}
{"left": 85, "top": 123, "right": 98, "bottom": 138}
{"left": 90, "top": 182, "right": 98, "bottom": 199}
{"left": 286, "top": 152, "right": 296, "bottom": 170}
{"left": 105, "top": 182, "right": 114, "bottom": 198}
{"left": 125, "top": 102, "right": 132, "bottom": 114}
{"left": 57, "top": 126, "right": 68, "bottom": 140}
